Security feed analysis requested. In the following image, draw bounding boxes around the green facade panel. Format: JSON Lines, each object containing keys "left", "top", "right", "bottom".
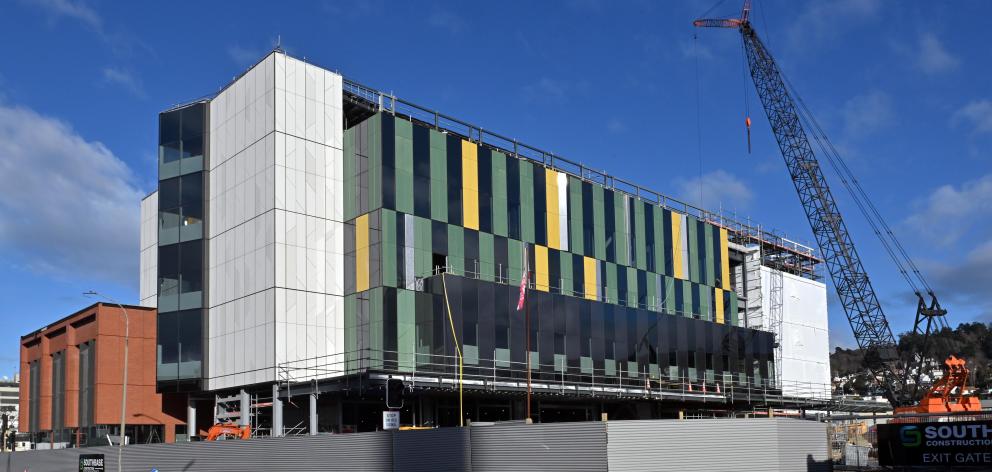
{"left": 394, "top": 119, "right": 414, "bottom": 215}
{"left": 381, "top": 209, "right": 397, "bottom": 287}
{"left": 614, "top": 195, "right": 627, "bottom": 266}
{"left": 429, "top": 129, "right": 448, "bottom": 222}
{"left": 687, "top": 215, "right": 699, "bottom": 283}
{"left": 519, "top": 163, "right": 535, "bottom": 243}
{"left": 397, "top": 289, "right": 416, "bottom": 371}
{"left": 592, "top": 186, "right": 606, "bottom": 261}
{"left": 634, "top": 201, "right": 647, "bottom": 271}
{"left": 479, "top": 231, "right": 495, "bottom": 282}
{"left": 491, "top": 151, "right": 508, "bottom": 237}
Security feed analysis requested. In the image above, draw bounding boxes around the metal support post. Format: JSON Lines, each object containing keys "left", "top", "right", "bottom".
{"left": 309, "top": 393, "right": 318, "bottom": 435}
{"left": 239, "top": 390, "right": 250, "bottom": 427}
{"left": 186, "top": 400, "right": 197, "bottom": 441}
{"left": 272, "top": 383, "right": 284, "bottom": 437}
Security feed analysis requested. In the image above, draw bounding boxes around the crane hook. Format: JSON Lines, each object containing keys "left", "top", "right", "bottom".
{"left": 745, "top": 116, "right": 752, "bottom": 154}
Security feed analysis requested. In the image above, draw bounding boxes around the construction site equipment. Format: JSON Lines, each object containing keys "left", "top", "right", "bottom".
{"left": 204, "top": 423, "right": 251, "bottom": 441}
{"left": 694, "top": 1, "right": 977, "bottom": 413}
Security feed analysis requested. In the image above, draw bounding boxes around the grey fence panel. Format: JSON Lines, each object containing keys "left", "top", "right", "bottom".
{"left": 607, "top": 418, "right": 791, "bottom": 472}
{"left": 393, "top": 427, "right": 470, "bottom": 472}
{"left": 774, "top": 418, "right": 830, "bottom": 472}
{"left": 470, "top": 422, "right": 607, "bottom": 472}
{"left": 2, "top": 431, "right": 394, "bottom": 472}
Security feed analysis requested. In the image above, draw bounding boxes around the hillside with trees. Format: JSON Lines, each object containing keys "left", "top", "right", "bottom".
{"left": 830, "top": 322, "right": 992, "bottom": 397}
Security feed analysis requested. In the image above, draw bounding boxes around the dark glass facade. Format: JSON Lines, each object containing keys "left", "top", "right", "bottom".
{"left": 340, "top": 112, "right": 773, "bottom": 388}
{"left": 157, "top": 103, "right": 206, "bottom": 391}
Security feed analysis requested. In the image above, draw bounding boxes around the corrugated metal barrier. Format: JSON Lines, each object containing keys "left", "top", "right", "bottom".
{"left": 2, "top": 418, "right": 828, "bottom": 472}
{"left": 606, "top": 418, "right": 829, "bottom": 472}
{"left": 471, "top": 422, "right": 608, "bottom": 472}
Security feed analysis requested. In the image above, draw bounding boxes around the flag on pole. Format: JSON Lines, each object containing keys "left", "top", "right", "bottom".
{"left": 517, "top": 243, "right": 529, "bottom": 311}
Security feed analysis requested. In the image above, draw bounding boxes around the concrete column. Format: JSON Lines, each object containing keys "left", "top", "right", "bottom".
{"left": 272, "top": 384, "right": 283, "bottom": 437}
{"left": 186, "top": 401, "right": 197, "bottom": 441}
{"left": 239, "top": 390, "right": 250, "bottom": 427}
{"left": 309, "top": 393, "right": 318, "bottom": 435}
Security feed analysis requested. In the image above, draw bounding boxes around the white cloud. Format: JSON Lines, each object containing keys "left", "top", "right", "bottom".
{"left": 842, "top": 91, "right": 894, "bottom": 139}
{"left": 905, "top": 174, "right": 992, "bottom": 247}
{"left": 916, "top": 33, "right": 959, "bottom": 75}
{"left": 428, "top": 8, "right": 467, "bottom": 34}
{"left": 25, "top": 0, "right": 102, "bottom": 31}
{"left": 787, "top": 0, "right": 881, "bottom": 48}
{"left": 924, "top": 239, "right": 992, "bottom": 321}
{"left": 523, "top": 77, "right": 569, "bottom": 104}
{"left": 675, "top": 170, "right": 754, "bottom": 212}
{"left": 606, "top": 118, "right": 626, "bottom": 134}
{"left": 0, "top": 104, "right": 144, "bottom": 287}
{"left": 952, "top": 99, "right": 992, "bottom": 134}
{"left": 227, "top": 45, "right": 264, "bottom": 67}
{"left": 102, "top": 67, "right": 145, "bottom": 98}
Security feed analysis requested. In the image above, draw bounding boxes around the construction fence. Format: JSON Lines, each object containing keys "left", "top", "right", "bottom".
{"left": 827, "top": 412, "right": 992, "bottom": 470}
{"left": 1, "top": 417, "right": 828, "bottom": 472}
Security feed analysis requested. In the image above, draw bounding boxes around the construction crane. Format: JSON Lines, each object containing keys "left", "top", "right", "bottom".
{"left": 694, "top": 0, "right": 979, "bottom": 413}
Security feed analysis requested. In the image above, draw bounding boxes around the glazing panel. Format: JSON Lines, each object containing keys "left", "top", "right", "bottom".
{"left": 519, "top": 162, "right": 536, "bottom": 243}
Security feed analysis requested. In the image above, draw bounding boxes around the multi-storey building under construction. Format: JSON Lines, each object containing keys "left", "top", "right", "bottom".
{"left": 139, "top": 49, "right": 850, "bottom": 437}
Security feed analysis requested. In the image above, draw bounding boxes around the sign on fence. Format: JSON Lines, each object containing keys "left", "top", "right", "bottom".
{"left": 878, "top": 420, "right": 992, "bottom": 467}
{"left": 383, "top": 410, "right": 400, "bottom": 430}
{"left": 79, "top": 453, "right": 105, "bottom": 472}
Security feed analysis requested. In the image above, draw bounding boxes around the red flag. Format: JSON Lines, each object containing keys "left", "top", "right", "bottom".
{"left": 517, "top": 244, "right": 529, "bottom": 311}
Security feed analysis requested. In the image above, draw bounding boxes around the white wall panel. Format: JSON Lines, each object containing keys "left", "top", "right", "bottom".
{"left": 760, "top": 267, "right": 831, "bottom": 399}
{"left": 139, "top": 191, "right": 158, "bottom": 307}
{"left": 204, "top": 52, "right": 345, "bottom": 390}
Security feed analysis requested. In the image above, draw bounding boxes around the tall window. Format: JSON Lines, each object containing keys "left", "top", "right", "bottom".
{"left": 51, "top": 351, "right": 66, "bottom": 440}
{"left": 78, "top": 341, "right": 95, "bottom": 427}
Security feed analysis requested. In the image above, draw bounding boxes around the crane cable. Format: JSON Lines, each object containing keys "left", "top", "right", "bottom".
{"left": 775, "top": 72, "right": 945, "bottom": 328}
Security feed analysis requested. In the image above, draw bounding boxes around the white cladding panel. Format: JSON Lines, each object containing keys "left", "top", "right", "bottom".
{"left": 760, "top": 267, "right": 831, "bottom": 399}
{"left": 207, "top": 53, "right": 278, "bottom": 390}
{"left": 139, "top": 191, "right": 158, "bottom": 307}
{"left": 205, "top": 52, "right": 344, "bottom": 390}
{"left": 273, "top": 54, "right": 345, "bottom": 383}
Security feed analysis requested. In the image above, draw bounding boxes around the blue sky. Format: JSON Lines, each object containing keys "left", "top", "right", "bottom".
{"left": 1, "top": 0, "right": 990, "bottom": 377}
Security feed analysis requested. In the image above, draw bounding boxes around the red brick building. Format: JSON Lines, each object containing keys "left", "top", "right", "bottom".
{"left": 19, "top": 302, "right": 186, "bottom": 447}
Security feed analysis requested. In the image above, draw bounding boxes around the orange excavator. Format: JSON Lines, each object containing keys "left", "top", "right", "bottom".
{"left": 204, "top": 423, "right": 251, "bottom": 441}
{"left": 894, "top": 355, "right": 981, "bottom": 415}
{"left": 695, "top": 0, "right": 980, "bottom": 415}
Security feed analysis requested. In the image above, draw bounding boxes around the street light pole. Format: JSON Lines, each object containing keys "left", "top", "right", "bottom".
{"left": 85, "top": 291, "right": 128, "bottom": 472}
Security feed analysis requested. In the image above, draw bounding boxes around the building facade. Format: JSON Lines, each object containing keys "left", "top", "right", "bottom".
{"left": 19, "top": 303, "right": 186, "bottom": 447}
{"left": 139, "top": 50, "right": 831, "bottom": 434}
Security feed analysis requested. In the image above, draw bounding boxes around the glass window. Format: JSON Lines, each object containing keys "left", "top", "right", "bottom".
{"left": 180, "top": 104, "right": 204, "bottom": 138}
{"left": 158, "top": 244, "right": 179, "bottom": 296}
{"left": 159, "top": 111, "right": 180, "bottom": 144}
{"left": 159, "top": 177, "right": 180, "bottom": 209}
{"left": 181, "top": 135, "right": 203, "bottom": 160}
{"left": 178, "top": 309, "right": 202, "bottom": 363}
{"left": 180, "top": 173, "right": 202, "bottom": 206}
{"left": 160, "top": 142, "right": 181, "bottom": 164}
{"left": 179, "top": 241, "right": 202, "bottom": 294}
{"left": 158, "top": 311, "right": 179, "bottom": 365}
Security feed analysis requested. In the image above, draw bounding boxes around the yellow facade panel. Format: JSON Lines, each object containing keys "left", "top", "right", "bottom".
{"left": 356, "top": 213, "right": 370, "bottom": 292}
{"left": 583, "top": 256, "right": 598, "bottom": 300}
{"left": 535, "top": 244, "right": 550, "bottom": 292}
{"left": 462, "top": 140, "right": 479, "bottom": 230}
{"left": 720, "top": 227, "right": 730, "bottom": 291}
{"left": 715, "top": 287, "right": 725, "bottom": 324}
{"left": 671, "top": 213, "right": 685, "bottom": 279}
{"left": 545, "top": 169, "right": 560, "bottom": 250}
